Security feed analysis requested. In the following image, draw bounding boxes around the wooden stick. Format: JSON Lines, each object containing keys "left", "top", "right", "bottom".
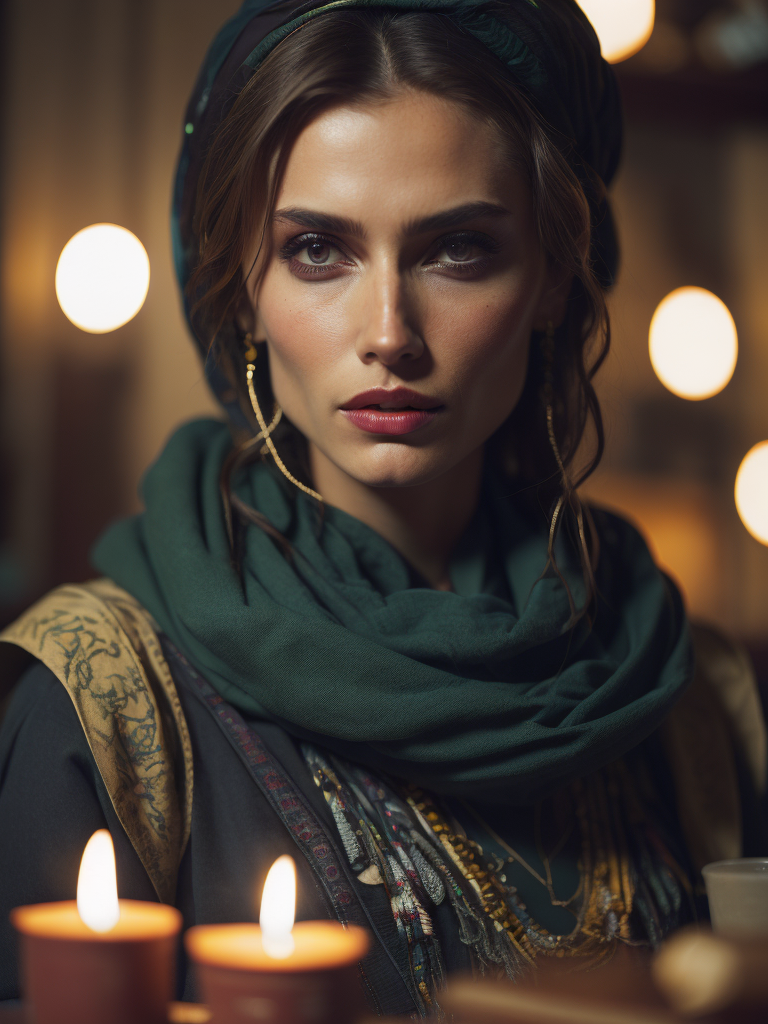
{"left": 168, "top": 1003, "right": 211, "bottom": 1024}
{"left": 443, "top": 978, "right": 679, "bottom": 1024}
{"left": 652, "top": 928, "right": 768, "bottom": 1016}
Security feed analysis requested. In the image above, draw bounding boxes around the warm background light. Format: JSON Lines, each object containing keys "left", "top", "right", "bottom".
{"left": 735, "top": 442, "right": 768, "bottom": 547}
{"left": 55, "top": 223, "right": 150, "bottom": 333}
{"left": 649, "top": 286, "right": 738, "bottom": 400}
{"left": 76, "top": 829, "right": 120, "bottom": 933}
{"left": 259, "top": 854, "right": 296, "bottom": 959}
{"left": 577, "top": 0, "right": 655, "bottom": 63}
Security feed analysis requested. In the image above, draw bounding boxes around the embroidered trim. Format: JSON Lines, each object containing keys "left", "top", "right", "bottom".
{"left": 162, "top": 640, "right": 366, "bottom": 923}
{"left": 303, "top": 747, "right": 452, "bottom": 1016}
{"left": 298, "top": 746, "right": 697, "bottom": 1005}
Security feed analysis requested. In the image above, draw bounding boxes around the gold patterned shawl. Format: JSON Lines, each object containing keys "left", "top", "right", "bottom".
{"left": 0, "top": 580, "right": 193, "bottom": 903}
{"left": 0, "top": 582, "right": 764, "bottom": 903}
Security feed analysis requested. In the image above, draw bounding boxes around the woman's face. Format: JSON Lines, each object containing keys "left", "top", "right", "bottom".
{"left": 245, "top": 91, "right": 562, "bottom": 490}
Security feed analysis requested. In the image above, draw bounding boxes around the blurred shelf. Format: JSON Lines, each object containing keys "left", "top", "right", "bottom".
{"left": 616, "top": 62, "right": 768, "bottom": 126}
{"left": 0, "top": 1003, "right": 209, "bottom": 1023}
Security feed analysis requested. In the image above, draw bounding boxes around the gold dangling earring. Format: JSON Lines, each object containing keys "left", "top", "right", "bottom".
{"left": 542, "top": 321, "right": 591, "bottom": 578}
{"left": 542, "top": 320, "right": 567, "bottom": 545}
{"left": 243, "top": 333, "right": 281, "bottom": 442}
{"left": 244, "top": 334, "right": 323, "bottom": 503}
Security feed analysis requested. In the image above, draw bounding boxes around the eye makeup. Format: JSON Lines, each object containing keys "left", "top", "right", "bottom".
{"left": 277, "top": 229, "right": 503, "bottom": 280}
{"left": 277, "top": 232, "right": 352, "bottom": 276}
{"left": 423, "top": 230, "right": 502, "bottom": 275}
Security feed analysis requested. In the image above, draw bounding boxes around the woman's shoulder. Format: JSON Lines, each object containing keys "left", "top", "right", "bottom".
{"left": 687, "top": 622, "right": 766, "bottom": 794}
{"left": 662, "top": 620, "right": 767, "bottom": 869}
{"left": 0, "top": 580, "right": 192, "bottom": 903}
{"left": 586, "top": 502, "right": 660, "bottom": 568}
{"left": 583, "top": 503, "right": 767, "bottom": 859}
{"left": 1, "top": 658, "right": 83, "bottom": 748}
{"left": 586, "top": 504, "right": 766, "bottom": 791}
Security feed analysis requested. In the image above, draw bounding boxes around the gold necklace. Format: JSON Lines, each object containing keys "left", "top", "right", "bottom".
{"left": 412, "top": 788, "right": 612, "bottom": 962}
{"left": 460, "top": 800, "right": 549, "bottom": 887}
{"left": 460, "top": 799, "right": 582, "bottom": 911}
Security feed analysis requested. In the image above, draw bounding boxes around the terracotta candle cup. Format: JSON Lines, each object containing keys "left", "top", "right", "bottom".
{"left": 185, "top": 920, "right": 370, "bottom": 1024}
{"left": 12, "top": 899, "right": 182, "bottom": 1024}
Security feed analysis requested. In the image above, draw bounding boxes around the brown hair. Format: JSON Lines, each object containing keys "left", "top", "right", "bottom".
{"left": 188, "top": 9, "right": 610, "bottom": 613}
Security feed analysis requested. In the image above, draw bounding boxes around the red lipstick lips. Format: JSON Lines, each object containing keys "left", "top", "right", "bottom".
{"left": 340, "top": 387, "right": 443, "bottom": 436}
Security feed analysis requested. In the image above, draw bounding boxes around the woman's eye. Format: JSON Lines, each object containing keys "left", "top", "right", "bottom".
{"left": 296, "top": 241, "right": 339, "bottom": 266}
{"left": 440, "top": 240, "right": 475, "bottom": 263}
{"left": 279, "top": 235, "right": 351, "bottom": 277}
{"left": 427, "top": 233, "right": 498, "bottom": 271}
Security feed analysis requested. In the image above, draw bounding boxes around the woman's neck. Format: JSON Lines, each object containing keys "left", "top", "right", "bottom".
{"left": 309, "top": 445, "right": 484, "bottom": 590}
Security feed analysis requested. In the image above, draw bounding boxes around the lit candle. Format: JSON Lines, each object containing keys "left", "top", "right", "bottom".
{"left": 186, "top": 855, "right": 370, "bottom": 1024}
{"left": 11, "top": 829, "right": 182, "bottom": 1024}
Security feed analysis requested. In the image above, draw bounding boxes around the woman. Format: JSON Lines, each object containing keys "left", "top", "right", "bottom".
{"left": 1, "top": 0, "right": 765, "bottom": 1015}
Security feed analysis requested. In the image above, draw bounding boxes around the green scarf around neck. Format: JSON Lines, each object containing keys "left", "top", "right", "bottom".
{"left": 92, "top": 419, "right": 692, "bottom": 803}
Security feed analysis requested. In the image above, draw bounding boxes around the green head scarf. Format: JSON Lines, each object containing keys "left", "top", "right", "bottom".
{"left": 94, "top": 1, "right": 690, "bottom": 804}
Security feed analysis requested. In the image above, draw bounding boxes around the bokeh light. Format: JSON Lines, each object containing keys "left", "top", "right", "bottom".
{"left": 735, "top": 442, "right": 768, "bottom": 546}
{"left": 55, "top": 223, "right": 150, "bottom": 333}
{"left": 577, "top": 0, "right": 655, "bottom": 63}
{"left": 649, "top": 287, "right": 738, "bottom": 400}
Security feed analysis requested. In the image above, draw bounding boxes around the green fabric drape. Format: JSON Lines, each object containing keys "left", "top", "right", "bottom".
{"left": 93, "top": 419, "right": 692, "bottom": 803}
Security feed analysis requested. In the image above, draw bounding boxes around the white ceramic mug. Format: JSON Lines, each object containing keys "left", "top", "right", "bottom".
{"left": 702, "top": 858, "right": 768, "bottom": 935}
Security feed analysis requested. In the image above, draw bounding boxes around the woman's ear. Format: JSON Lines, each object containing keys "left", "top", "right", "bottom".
{"left": 532, "top": 264, "right": 574, "bottom": 331}
{"left": 235, "top": 294, "right": 255, "bottom": 338}
{"left": 237, "top": 301, "right": 273, "bottom": 341}
{"left": 235, "top": 287, "right": 271, "bottom": 342}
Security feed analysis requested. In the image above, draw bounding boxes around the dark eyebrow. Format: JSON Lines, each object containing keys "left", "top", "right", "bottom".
{"left": 273, "top": 201, "right": 510, "bottom": 240}
{"left": 273, "top": 208, "right": 367, "bottom": 238}
{"left": 403, "top": 201, "right": 511, "bottom": 235}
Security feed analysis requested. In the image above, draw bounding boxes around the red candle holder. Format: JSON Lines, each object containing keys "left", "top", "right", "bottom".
{"left": 185, "top": 920, "right": 370, "bottom": 1024}
{"left": 12, "top": 899, "right": 182, "bottom": 1024}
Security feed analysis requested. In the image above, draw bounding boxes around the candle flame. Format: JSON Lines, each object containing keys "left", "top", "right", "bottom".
{"left": 260, "top": 855, "right": 296, "bottom": 959}
{"left": 77, "top": 829, "right": 120, "bottom": 933}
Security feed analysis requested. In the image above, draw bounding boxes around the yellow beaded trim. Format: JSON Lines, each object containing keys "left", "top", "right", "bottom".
{"left": 408, "top": 767, "right": 642, "bottom": 968}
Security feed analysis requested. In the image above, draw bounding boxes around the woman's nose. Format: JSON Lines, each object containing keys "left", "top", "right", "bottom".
{"left": 354, "top": 265, "right": 424, "bottom": 366}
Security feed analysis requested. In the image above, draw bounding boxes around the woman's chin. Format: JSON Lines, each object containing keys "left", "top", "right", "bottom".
{"left": 331, "top": 445, "right": 463, "bottom": 490}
